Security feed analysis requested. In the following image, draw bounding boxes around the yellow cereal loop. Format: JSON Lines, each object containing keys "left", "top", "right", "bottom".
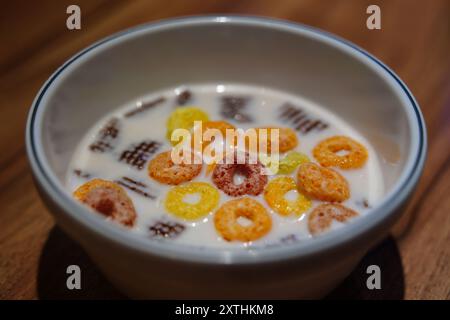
{"left": 214, "top": 197, "right": 272, "bottom": 242}
{"left": 313, "top": 135, "right": 368, "bottom": 169}
{"left": 166, "top": 107, "right": 209, "bottom": 145}
{"left": 278, "top": 152, "right": 310, "bottom": 174}
{"left": 264, "top": 176, "right": 311, "bottom": 216}
{"left": 165, "top": 182, "right": 219, "bottom": 220}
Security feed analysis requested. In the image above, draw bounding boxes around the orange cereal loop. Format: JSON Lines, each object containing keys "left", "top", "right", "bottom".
{"left": 214, "top": 197, "right": 272, "bottom": 242}
{"left": 165, "top": 182, "right": 220, "bottom": 220}
{"left": 205, "top": 162, "right": 217, "bottom": 176}
{"left": 308, "top": 203, "right": 359, "bottom": 235}
{"left": 192, "top": 120, "right": 236, "bottom": 152}
{"left": 313, "top": 135, "right": 368, "bottom": 169}
{"left": 203, "top": 120, "right": 235, "bottom": 134}
{"left": 264, "top": 176, "right": 311, "bottom": 216}
{"left": 73, "top": 179, "right": 137, "bottom": 227}
{"left": 297, "top": 162, "right": 350, "bottom": 202}
{"left": 253, "top": 127, "right": 298, "bottom": 153}
{"left": 148, "top": 151, "right": 202, "bottom": 185}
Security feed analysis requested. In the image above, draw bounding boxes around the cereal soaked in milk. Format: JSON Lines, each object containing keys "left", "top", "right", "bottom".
{"left": 66, "top": 84, "right": 384, "bottom": 249}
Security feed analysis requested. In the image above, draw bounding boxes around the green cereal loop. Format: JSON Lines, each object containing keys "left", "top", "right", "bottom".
{"left": 278, "top": 151, "right": 310, "bottom": 174}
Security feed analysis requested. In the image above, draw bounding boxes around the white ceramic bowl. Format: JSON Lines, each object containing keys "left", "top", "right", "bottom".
{"left": 26, "top": 16, "right": 426, "bottom": 298}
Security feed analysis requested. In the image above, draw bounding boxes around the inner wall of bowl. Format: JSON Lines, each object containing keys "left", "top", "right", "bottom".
{"left": 39, "top": 22, "right": 411, "bottom": 192}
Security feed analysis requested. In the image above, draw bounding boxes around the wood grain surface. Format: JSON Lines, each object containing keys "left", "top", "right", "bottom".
{"left": 0, "top": 0, "right": 449, "bottom": 300}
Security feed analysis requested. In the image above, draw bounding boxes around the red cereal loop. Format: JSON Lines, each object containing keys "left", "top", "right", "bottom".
{"left": 297, "top": 162, "right": 350, "bottom": 202}
{"left": 73, "top": 179, "right": 137, "bottom": 227}
{"left": 212, "top": 152, "right": 268, "bottom": 196}
{"left": 308, "top": 203, "right": 359, "bottom": 235}
{"left": 313, "top": 136, "right": 368, "bottom": 169}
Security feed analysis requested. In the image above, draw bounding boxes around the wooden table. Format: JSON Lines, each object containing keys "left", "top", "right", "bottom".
{"left": 0, "top": 0, "right": 449, "bottom": 300}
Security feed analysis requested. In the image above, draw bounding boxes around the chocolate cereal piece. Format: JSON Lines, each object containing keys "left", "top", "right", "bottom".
{"left": 280, "top": 234, "right": 300, "bottom": 244}
{"left": 265, "top": 234, "right": 300, "bottom": 248}
{"left": 149, "top": 220, "right": 185, "bottom": 239}
{"left": 363, "top": 199, "right": 370, "bottom": 208}
{"left": 124, "top": 97, "right": 165, "bottom": 118}
{"left": 220, "top": 96, "right": 253, "bottom": 123}
{"left": 356, "top": 198, "right": 371, "bottom": 209}
{"left": 73, "top": 169, "right": 91, "bottom": 179}
{"left": 116, "top": 176, "right": 156, "bottom": 199}
{"left": 119, "top": 140, "right": 161, "bottom": 170}
{"left": 279, "top": 103, "right": 328, "bottom": 134}
{"left": 176, "top": 90, "right": 192, "bottom": 106}
{"left": 89, "top": 118, "right": 120, "bottom": 153}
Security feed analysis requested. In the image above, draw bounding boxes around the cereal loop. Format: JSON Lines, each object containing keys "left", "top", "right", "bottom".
{"left": 192, "top": 120, "right": 235, "bottom": 152}
{"left": 308, "top": 203, "right": 359, "bottom": 235}
{"left": 212, "top": 153, "right": 268, "bottom": 196}
{"left": 205, "top": 162, "right": 217, "bottom": 176}
{"left": 73, "top": 179, "right": 137, "bottom": 227}
{"left": 214, "top": 198, "right": 272, "bottom": 242}
{"left": 264, "top": 177, "right": 311, "bottom": 216}
{"left": 165, "top": 182, "right": 220, "bottom": 220}
{"left": 166, "top": 107, "right": 209, "bottom": 145}
{"left": 148, "top": 151, "right": 202, "bottom": 185}
{"left": 297, "top": 162, "right": 350, "bottom": 202}
{"left": 313, "top": 136, "right": 368, "bottom": 169}
{"left": 203, "top": 120, "right": 235, "bottom": 136}
{"left": 254, "top": 127, "right": 298, "bottom": 153}
{"left": 278, "top": 151, "right": 310, "bottom": 174}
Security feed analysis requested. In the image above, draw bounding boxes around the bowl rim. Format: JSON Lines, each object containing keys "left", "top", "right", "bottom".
{"left": 26, "top": 15, "right": 427, "bottom": 265}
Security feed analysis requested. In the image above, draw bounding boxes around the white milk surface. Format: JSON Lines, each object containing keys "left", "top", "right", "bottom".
{"left": 66, "top": 84, "right": 384, "bottom": 249}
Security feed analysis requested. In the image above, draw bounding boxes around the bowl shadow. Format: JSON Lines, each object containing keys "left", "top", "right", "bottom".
{"left": 37, "top": 227, "right": 125, "bottom": 299}
{"left": 37, "top": 227, "right": 404, "bottom": 300}
{"left": 326, "top": 236, "right": 404, "bottom": 299}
